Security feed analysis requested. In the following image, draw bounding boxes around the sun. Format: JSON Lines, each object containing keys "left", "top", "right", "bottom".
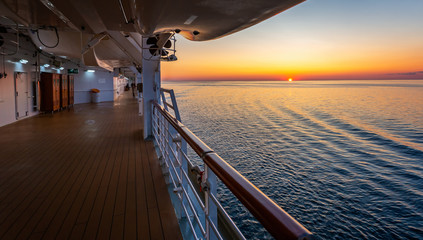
{"left": 288, "top": 78, "right": 293, "bottom": 82}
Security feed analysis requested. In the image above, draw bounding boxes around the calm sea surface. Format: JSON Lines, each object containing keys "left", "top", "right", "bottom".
{"left": 162, "top": 80, "right": 423, "bottom": 239}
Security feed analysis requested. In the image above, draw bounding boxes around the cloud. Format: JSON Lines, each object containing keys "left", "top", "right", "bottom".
{"left": 387, "top": 71, "right": 423, "bottom": 76}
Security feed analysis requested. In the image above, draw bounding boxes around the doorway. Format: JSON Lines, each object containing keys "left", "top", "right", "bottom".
{"left": 15, "top": 72, "right": 29, "bottom": 119}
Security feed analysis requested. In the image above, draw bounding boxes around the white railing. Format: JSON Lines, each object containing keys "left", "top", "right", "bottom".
{"left": 151, "top": 89, "right": 311, "bottom": 240}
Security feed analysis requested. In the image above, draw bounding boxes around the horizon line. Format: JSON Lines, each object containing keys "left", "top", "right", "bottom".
{"left": 162, "top": 78, "right": 423, "bottom": 82}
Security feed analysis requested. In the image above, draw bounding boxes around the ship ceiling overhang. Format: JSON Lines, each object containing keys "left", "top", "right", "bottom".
{"left": 0, "top": 0, "right": 305, "bottom": 70}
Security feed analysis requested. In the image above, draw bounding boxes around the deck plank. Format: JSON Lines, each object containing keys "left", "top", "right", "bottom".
{"left": 33, "top": 123, "right": 109, "bottom": 237}
{"left": 94, "top": 137, "right": 122, "bottom": 240}
{"left": 124, "top": 116, "right": 138, "bottom": 239}
{"left": 135, "top": 130, "right": 151, "bottom": 240}
{"left": 0, "top": 129, "right": 73, "bottom": 214}
{"left": 143, "top": 140, "right": 164, "bottom": 240}
{"left": 110, "top": 118, "right": 130, "bottom": 239}
{"left": 41, "top": 120, "right": 115, "bottom": 239}
{"left": 12, "top": 131, "right": 93, "bottom": 240}
{"left": 0, "top": 130, "right": 87, "bottom": 239}
{"left": 146, "top": 141, "right": 183, "bottom": 240}
{"left": 0, "top": 93, "right": 182, "bottom": 240}
{"left": 58, "top": 121, "right": 117, "bottom": 240}
{"left": 82, "top": 118, "right": 123, "bottom": 240}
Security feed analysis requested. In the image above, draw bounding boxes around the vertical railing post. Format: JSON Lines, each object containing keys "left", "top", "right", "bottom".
{"left": 158, "top": 111, "right": 162, "bottom": 155}
{"left": 160, "top": 116, "right": 172, "bottom": 184}
{"left": 161, "top": 91, "right": 168, "bottom": 111}
{"left": 179, "top": 137, "right": 189, "bottom": 220}
{"left": 171, "top": 133, "right": 189, "bottom": 221}
{"left": 164, "top": 118, "right": 168, "bottom": 165}
{"left": 158, "top": 111, "right": 162, "bottom": 161}
{"left": 158, "top": 112, "right": 162, "bottom": 152}
{"left": 169, "top": 89, "right": 181, "bottom": 121}
{"left": 163, "top": 115, "right": 168, "bottom": 168}
{"left": 172, "top": 134, "right": 182, "bottom": 219}
{"left": 204, "top": 165, "right": 218, "bottom": 240}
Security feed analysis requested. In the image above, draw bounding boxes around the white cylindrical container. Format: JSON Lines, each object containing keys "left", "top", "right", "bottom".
{"left": 91, "top": 92, "right": 100, "bottom": 103}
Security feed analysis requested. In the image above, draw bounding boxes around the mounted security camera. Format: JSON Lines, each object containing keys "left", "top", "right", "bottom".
{"left": 168, "top": 55, "right": 177, "bottom": 61}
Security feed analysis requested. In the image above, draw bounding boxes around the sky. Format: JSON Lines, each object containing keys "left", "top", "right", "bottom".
{"left": 161, "top": 0, "right": 423, "bottom": 81}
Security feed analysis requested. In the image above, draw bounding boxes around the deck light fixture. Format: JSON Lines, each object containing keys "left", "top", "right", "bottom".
{"left": 86, "top": 69, "right": 95, "bottom": 73}
{"left": 43, "top": 64, "right": 50, "bottom": 67}
{"left": 19, "top": 59, "right": 28, "bottom": 64}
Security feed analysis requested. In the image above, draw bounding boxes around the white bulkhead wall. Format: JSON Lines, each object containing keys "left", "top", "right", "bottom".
{"left": 0, "top": 37, "right": 39, "bottom": 127}
{"left": 70, "top": 68, "right": 116, "bottom": 104}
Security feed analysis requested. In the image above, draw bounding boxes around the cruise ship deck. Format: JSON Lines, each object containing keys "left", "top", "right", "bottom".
{"left": 0, "top": 93, "right": 182, "bottom": 240}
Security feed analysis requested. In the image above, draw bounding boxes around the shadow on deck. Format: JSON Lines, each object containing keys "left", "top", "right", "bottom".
{"left": 0, "top": 94, "right": 182, "bottom": 240}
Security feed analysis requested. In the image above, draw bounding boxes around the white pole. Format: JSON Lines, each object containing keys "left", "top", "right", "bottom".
{"left": 142, "top": 37, "right": 160, "bottom": 139}
{"left": 136, "top": 72, "right": 142, "bottom": 99}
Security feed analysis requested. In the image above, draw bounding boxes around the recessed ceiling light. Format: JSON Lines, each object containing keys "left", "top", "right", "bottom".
{"left": 184, "top": 15, "right": 198, "bottom": 25}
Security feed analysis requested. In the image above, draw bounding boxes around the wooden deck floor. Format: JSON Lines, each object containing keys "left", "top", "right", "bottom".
{"left": 0, "top": 94, "right": 182, "bottom": 240}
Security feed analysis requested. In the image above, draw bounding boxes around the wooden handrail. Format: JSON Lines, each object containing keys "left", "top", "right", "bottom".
{"left": 153, "top": 101, "right": 312, "bottom": 240}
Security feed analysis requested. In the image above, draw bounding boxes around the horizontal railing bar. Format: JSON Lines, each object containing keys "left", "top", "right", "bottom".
{"left": 181, "top": 186, "right": 206, "bottom": 236}
{"left": 210, "top": 193, "right": 246, "bottom": 240}
{"left": 167, "top": 167, "right": 178, "bottom": 189}
{"left": 154, "top": 116, "right": 207, "bottom": 236}
{"left": 167, "top": 152, "right": 182, "bottom": 185}
{"left": 180, "top": 146, "right": 195, "bottom": 169}
{"left": 207, "top": 215, "right": 224, "bottom": 240}
{"left": 165, "top": 101, "right": 175, "bottom": 110}
{"left": 153, "top": 101, "right": 312, "bottom": 240}
{"left": 182, "top": 203, "right": 201, "bottom": 240}
{"left": 181, "top": 168, "right": 206, "bottom": 210}
{"left": 153, "top": 102, "right": 213, "bottom": 157}
{"left": 168, "top": 146, "right": 180, "bottom": 167}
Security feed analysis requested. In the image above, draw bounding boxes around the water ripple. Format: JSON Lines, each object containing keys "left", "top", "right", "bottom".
{"left": 165, "top": 80, "right": 423, "bottom": 240}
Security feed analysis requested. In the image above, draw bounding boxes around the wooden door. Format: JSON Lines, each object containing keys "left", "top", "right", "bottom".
{"left": 40, "top": 72, "right": 54, "bottom": 112}
{"left": 53, "top": 74, "right": 60, "bottom": 111}
{"left": 61, "top": 74, "right": 68, "bottom": 108}
{"left": 68, "top": 75, "right": 74, "bottom": 105}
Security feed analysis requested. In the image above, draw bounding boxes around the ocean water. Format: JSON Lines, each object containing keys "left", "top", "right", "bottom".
{"left": 162, "top": 80, "right": 423, "bottom": 239}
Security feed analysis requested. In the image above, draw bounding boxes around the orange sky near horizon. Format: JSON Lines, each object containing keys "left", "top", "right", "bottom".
{"left": 161, "top": 0, "right": 423, "bottom": 81}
